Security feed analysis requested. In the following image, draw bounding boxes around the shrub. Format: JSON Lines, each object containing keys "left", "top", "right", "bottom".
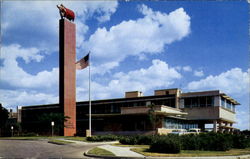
{"left": 119, "top": 135, "right": 157, "bottom": 145}
{"left": 137, "top": 135, "right": 155, "bottom": 145}
{"left": 232, "top": 134, "right": 249, "bottom": 149}
{"left": 119, "top": 136, "right": 138, "bottom": 145}
{"left": 86, "top": 134, "right": 119, "bottom": 142}
{"left": 149, "top": 135, "right": 180, "bottom": 154}
{"left": 21, "top": 132, "right": 38, "bottom": 137}
{"left": 180, "top": 134, "right": 200, "bottom": 150}
{"left": 198, "top": 133, "right": 232, "bottom": 151}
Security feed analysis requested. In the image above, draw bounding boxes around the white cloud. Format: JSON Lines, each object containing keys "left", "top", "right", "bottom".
{"left": 2, "top": 1, "right": 118, "bottom": 51}
{"left": 236, "top": 109, "right": 250, "bottom": 130}
{"left": 0, "top": 89, "right": 58, "bottom": 109}
{"left": 187, "top": 68, "right": 249, "bottom": 95}
{"left": 183, "top": 66, "right": 192, "bottom": 72}
{"left": 76, "top": 59, "right": 182, "bottom": 101}
{"left": 194, "top": 70, "right": 204, "bottom": 77}
{"left": 0, "top": 44, "right": 59, "bottom": 89}
{"left": 84, "top": 5, "right": 191, "bottom": 73}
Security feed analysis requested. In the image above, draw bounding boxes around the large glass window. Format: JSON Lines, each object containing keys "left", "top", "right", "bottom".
{"left": 184, "top": 96, "right": 214, "bottom": 108}
{"left": 206, "top": 96, "right": 213, "bottom": 107}
{"left": 226, "top": 101, "right": 231, "bottom": 109}
{"left": 221, "top": 98, "right": 225, "bottom": 107}
{"left": 164, "top": 118, "right": 198, "bottom": 129}
{"left": 200, "top": 96, "right": 206, "bottom": 107}
{"left": 184, "top": 98, "right": 191, "bottom": 108}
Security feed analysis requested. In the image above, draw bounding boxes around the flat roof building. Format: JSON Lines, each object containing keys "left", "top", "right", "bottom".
{"left": 19, "top": 88, "right": 240, "bottom": 135}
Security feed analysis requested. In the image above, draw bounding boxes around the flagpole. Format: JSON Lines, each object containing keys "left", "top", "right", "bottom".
{"left": 89, "top": 52, "right": 91, "bottom": 137}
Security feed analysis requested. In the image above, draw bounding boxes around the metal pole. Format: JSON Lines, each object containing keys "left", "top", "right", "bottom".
{"left": 51, "top": 121, "right": 54, "bottom": 137}
{"left": 89, "top": 55, "right": 91, "bottom": 137}
{"left": 52, "top": 125, "right": 54, "bottom": 137}
{"left": 11, "top": 126, "right": 13, "bottom": 137}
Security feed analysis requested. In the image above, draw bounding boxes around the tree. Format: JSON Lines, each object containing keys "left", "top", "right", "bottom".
{"left": 148, "top": 104, "right": 161, "bottom": 131}
{"left": 38, "top": 113, "right": 69, "bottom": 135}
{"left": 0, "top": 104, "right": 9, "bottom": 136}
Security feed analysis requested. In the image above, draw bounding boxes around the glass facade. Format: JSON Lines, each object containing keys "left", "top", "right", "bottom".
{"left": 226, "top": 101, "right": 231, "bottom": 109}
{"left": 220, "top": 97, "right": 235, "bottom": 112}
{"left": 164, "top": 118, "right": 198, "bottom": 129}
{"left": 221, "top": 98, "right": 225, "bottom": 108}
{"left": 184, "top": 96, "right": 214, "bottom": 108}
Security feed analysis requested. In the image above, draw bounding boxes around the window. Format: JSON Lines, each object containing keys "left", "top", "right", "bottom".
{"left": 192, "top": 98, "right": 199, "bottom": 107}
{"left": 200, "top": 97, "right": 206, "bottom": 107}
{"left": 206, "top": 96, "right": 214, "bottom": 107}
{"left": 221, "top": 98, "right": 225, "bottom": 107}
{"left": 184, "top": 98, "right": 191, "bottom": 108}
{"left": 232, "top": 105, "right": 235, "bottom": 112}
{"left": 226, "top": 101, "right": 231, "bottom": 109}
{"left": 184, "top": 96, "right": 214, "bottom": 108}
{"left": 146, "top": 101, "right": 151, "bottom": 106}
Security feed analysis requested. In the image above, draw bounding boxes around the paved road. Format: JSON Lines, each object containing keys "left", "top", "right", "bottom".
{"left": 0, "top": 139, "right": 103, "bottom": 158}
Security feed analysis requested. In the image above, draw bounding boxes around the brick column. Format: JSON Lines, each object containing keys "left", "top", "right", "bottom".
{"left": 59, "top": 19, "right": 76, "bottom": 136}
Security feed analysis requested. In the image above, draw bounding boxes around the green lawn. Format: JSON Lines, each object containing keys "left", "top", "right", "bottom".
{"left": 88, "top": 147, "right": 115, "bottom": 156}
{"left": 48, "top": 139, "right": 74, "bottom": 145}
{"left": 64, "top": 136, "right": 87, "bottom": 142}
{"left": 112, "top": 143, "right": 148, "bottom": 148}
{"left": 0, "top": 136, "right": 62, "bottom": 140}
{"left": 131, "top": 147, "right": 250, "bottom": 157}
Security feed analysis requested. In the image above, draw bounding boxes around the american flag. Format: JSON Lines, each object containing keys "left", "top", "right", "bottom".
{"left": 75, "top": 53, "right": 89, "bottom": 70}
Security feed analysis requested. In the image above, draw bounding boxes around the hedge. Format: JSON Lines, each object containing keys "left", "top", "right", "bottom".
{"left": 86, "top": 134, "right": 120, "bottom": 142}
{"left": 88, "top": 133, "right": 250, "bottom": 153}
{"left": 149, "top": 134, "right": 181, "bottom": 153}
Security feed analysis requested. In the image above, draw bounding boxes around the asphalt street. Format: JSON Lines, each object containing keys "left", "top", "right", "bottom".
{"left": 0, "top": 139, "right": 102, "bottom": 158}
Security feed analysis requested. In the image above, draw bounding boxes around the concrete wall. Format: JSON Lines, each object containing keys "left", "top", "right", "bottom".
{"left": 157, "top": 128, "right": 173, "bottom": 135}
{"left": 183, "top": 107, "right": 220, "bottom": 120}
{"left": 219, "top": 107, "right": 236, "bottom": 122}
{"left": 125, "top": 91, "right": 143, "bottom": 98}
{"left": 121, "top": 106, "right": 149, "bottom": 114}
{"left": 154, "top": 88, "right": 179, "bottom": 96}
{"left": 183, "top": 106, "right": 236, "bottom": 122}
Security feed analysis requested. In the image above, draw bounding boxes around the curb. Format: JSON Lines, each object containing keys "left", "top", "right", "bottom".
{"left": 84, "top": 148, "right": 250, "bottom": 159}
{"left": 48, "top": 141, "right": 66, "bottom": 145}
{"left": 47, "top": 140, "right": 74, "bottom": 145}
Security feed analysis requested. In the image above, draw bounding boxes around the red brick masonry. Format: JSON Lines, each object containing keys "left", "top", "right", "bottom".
{"left": 59, "top": 19, "right": 76, "bottom": 136}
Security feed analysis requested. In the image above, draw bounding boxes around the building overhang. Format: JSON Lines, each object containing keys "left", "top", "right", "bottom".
{"left": 121, "top": 105, "right": 187, "bottom": 117}
{"left": 220, "top": 93, "right": 240, "bottom": 105}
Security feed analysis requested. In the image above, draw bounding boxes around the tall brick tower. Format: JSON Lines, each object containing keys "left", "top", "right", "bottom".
{"left": 59, "top": 19, "right": 76, "bottom": 136}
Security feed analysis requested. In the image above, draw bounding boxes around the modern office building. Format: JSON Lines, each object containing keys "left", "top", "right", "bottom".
{"left": 19, "top": 88, "right": 239, "bottom": 135}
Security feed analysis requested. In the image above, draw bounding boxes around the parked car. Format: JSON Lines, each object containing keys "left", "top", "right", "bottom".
{"left": 187, "top": 128, "right": 201, "bottom": 134}
{"left": 170, "top": 129, "right": 187, "bottom": 135}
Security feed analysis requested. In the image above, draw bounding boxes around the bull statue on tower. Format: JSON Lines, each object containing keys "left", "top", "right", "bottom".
{"left": 57, "top": 4, "right": 75, "bottom": 22}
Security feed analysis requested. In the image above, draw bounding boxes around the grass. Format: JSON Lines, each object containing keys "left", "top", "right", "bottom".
{"left": 88, "top": 147, "right": 115, "bottom": 156}
{"left": 64, "top": 136, "right": 87, "bottom": 142}
{"left": 131, "top": 147, "right": 250, "bottom": 157}
{"left": 112, "top": 143, "right": 148, "bottom": 148}
{"left": 0, "top": 136, "right": 62, "bottom": 140}
{"left": 48, "top": 139, "right": 74, "bottom": 145}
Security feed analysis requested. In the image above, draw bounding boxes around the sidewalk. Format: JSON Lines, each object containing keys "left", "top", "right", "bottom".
{"left": 94, "top": 145, "right": 250, "bottom": 159}
{"left": 98, "top": 145, "right": 144, "bottom": 157}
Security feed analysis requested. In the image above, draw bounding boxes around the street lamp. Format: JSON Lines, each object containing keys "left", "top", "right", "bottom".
{"left": 11, "top": 126, "right": 13, "bottom": 137}
{"left": 51, "top": 121, "right": 54, "bottom": 137}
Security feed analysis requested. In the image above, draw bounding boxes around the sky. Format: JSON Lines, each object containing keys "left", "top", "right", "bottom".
{"left": 0, "top": 1, "right": 249, "bottom": 130}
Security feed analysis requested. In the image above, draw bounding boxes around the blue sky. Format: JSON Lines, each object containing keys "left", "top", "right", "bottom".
{"left": 0, "top": 1, "right": 249, "bottom": 130}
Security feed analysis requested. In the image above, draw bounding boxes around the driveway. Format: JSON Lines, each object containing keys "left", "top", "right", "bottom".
{"left": 0, "top": 139, "right": 103, "bottom": 158}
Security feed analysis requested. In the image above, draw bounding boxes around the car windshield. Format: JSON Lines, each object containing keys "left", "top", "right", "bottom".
{"left": 188, "top": 130, "right": 196, "bottom": 132}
